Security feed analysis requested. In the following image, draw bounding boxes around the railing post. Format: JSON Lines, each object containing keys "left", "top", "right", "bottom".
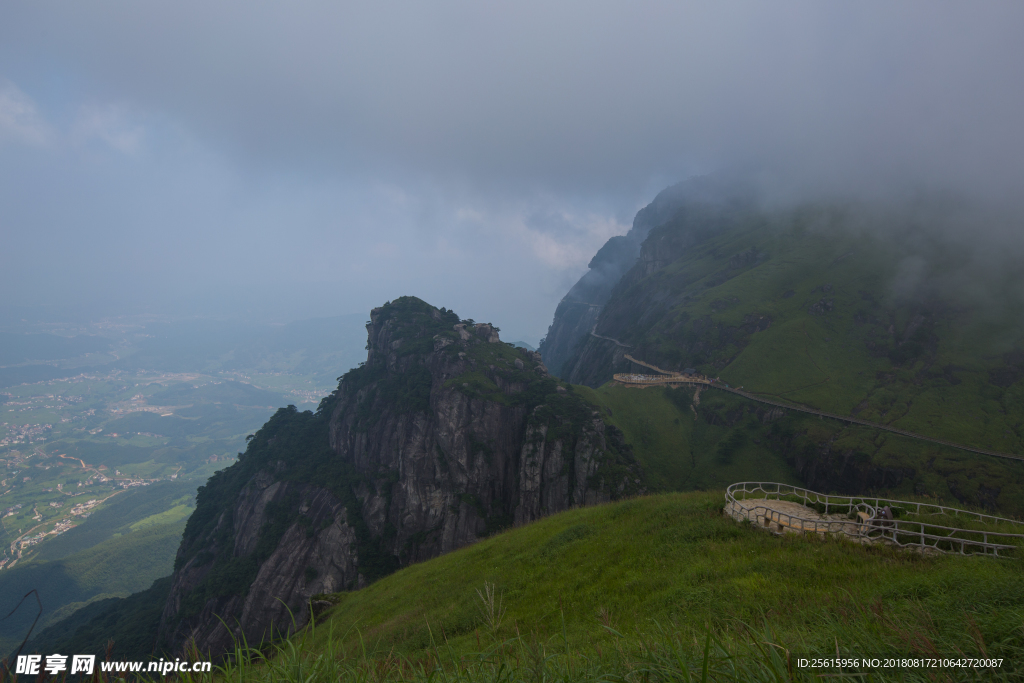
{"left": 726, "top": 482, "right": 1023, "bottom": 557}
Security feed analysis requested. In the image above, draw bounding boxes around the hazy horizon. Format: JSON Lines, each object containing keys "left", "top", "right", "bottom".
{"left": 2, "top": 2, "right": 1023, "bottom": 343}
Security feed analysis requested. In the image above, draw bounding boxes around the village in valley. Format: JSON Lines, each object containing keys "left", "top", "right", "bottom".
{"left": 0, "top": 424, "right": 164, "bottom": 569}
{"left": 0, "top": 313, "right": 366, "bottom": 572}
{"left": 0, "top": 368, "right": 321, "bottom": 570}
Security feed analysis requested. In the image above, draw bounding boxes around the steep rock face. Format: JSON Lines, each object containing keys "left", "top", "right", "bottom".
{"left": 537, "top": 301, "right": 604, "bottom": 379}
{"left": 562, "top": 196, "right": 759, "bottom": 387}
{"left": 540, "top": 175, "right": 754, "bottom": 377}
{"left": 158, "top": 477, "right": 357, "bottom": 658}
{"left": 157, "top": 297, "right": 642, "bottom": 658}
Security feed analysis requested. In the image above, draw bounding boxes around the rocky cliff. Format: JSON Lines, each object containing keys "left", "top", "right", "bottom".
{"left": 539, "top": 175, "right": 754, "bottom": 377}
{"left": 156, "top": 297, "right": 642, "bottom": 658}
{"left": 561, "top": 197, "right": 761, "bottom": 387}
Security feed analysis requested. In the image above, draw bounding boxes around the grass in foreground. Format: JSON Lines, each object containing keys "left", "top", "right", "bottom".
{"left": 201, "top": 491, "right": 1024, "bottom": 682}
{"left": 9, "top": 492, "right": 1019, "bottom": 682}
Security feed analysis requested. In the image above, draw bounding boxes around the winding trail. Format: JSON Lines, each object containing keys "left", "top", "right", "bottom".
{"left": 593, "top": 335, "right": 1024, "bottom": 464}
{"left": 58, "top": 453, "right": 88, "bottom": 469}
{"left": 590, "top": 326, "right": 632, "bottom": 348}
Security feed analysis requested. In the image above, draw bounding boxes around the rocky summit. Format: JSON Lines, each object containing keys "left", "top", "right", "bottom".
{"left": 155, "top": 297, "right": 642, "bottom": 658}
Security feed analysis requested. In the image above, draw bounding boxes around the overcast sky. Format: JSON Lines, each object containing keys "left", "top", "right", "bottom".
{"left": 1, "top": 2, "right": 1022, "bottom": 342}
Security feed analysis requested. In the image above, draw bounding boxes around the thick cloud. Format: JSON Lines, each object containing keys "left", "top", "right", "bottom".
{"left": 1, "top": 2, "right": 1021, "bottom": 339}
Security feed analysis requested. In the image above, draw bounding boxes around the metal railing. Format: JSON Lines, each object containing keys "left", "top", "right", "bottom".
{"left": 725, "top": 482, "right": 1024, "bottom": 558}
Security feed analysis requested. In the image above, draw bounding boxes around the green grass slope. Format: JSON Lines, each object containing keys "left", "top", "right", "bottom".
{"left": 613, "top": 211, "right": 1024, "bottom": 450}
{"left": 227, "top": 492, "right": 1022, "bottom": 681}
{"left": 572, "top": 380, "right": 1024, "bottom": 521}
{"left": 565, "top": 207, "right": 1024, "bottom": 515}
{"left": 574, "top": 384, "right": 800, "bottom": 492}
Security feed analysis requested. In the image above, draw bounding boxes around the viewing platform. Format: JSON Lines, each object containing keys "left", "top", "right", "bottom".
{"left": 726, "top": 482, "right": 1024, "bottom": 558}
{"left": 612, "top": 353, "right": 713, "bottom": 387}
{"left": 612, "top": 372, "right": 712, "bottom": 387}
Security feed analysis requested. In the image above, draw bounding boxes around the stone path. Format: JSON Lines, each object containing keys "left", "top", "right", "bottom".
{"left": 725, "top": 497, "right": 863, "bottom": 536}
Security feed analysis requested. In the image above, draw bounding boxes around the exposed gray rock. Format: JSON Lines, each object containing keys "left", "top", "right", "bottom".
{"left": 157, "top": 297, "right": 642, "bottom": 659}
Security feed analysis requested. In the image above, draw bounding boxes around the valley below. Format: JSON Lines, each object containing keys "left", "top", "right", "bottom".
{"left": 7, "top": 181, "right": 1024, "bottom": 681}
{"left": 0, "top": 314, "right": 369, "bottom": 657}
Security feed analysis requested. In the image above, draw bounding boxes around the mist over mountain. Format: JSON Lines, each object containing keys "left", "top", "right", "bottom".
{"left": 4, "top": 3, "right": 1024, "bottom": 676}
{"left": 540, "top": 175, "right": 759, "bottom": 375}
{"left": 19, "top": 176, "right": 1024, "bottom": 667}
{"left": 1, "top": 3, "right": 1022, "bottom": 340}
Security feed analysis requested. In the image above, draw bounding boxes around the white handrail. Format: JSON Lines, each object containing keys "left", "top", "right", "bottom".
{"left": 725, "top": 482, "right": 1024, "bottom": 558}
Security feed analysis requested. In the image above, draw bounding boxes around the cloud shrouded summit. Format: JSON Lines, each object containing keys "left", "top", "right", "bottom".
{"left": 1, "top": 2, "right": 1021, "bottom": 339}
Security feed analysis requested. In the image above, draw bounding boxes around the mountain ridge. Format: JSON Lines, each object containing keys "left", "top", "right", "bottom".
{"left": 539, "top": 175, "right": 755, "bottom": 376}
{"left": 544, "top": 196, "right": 1024, "bottom": 514}
{"left": 151, "top": 296, "right": 643, "bottom": 658}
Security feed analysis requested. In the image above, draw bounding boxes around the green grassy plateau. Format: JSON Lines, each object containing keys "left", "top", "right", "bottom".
{"left": 608, "top": 209, "right": 1024, "bottom": 434}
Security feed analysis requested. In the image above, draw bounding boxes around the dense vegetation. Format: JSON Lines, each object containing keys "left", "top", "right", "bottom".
{"left": 21, "top": 577, "right": 172, "bottom": 663}
{"left": 30, "top": 481, "right": 195, "bottom": 562}
{"left": 0, "top": 517, "right": 186, "bottom": 656}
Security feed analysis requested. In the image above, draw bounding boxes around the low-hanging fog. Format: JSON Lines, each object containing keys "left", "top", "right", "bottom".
{"left": 1, "top": 1, "right": 1022, "bottom": 343}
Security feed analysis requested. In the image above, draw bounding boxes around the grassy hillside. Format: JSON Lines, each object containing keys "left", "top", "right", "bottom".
{"left": 0, "top": 516, "right": 188, "bottom": 656}
{"left": 608, "top": 210, "right": 1024, "bottom": 449}
{"left": 559, "top": 206, "right": 1024, "bottom": 515}
{"left": 680, "top": 219, "right": 1022, "bottom": 447}
{"left": 570, "top": 381, "right": 1024, "bottom": 521}
{"left": 214, "top": 492, "right": 1023, "bottom": 681}
{"left": 574, "top": 383, "right": 800, "bottom": 492}
{"left": 29, "top": 481, "right": 194, "bottom": 562}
